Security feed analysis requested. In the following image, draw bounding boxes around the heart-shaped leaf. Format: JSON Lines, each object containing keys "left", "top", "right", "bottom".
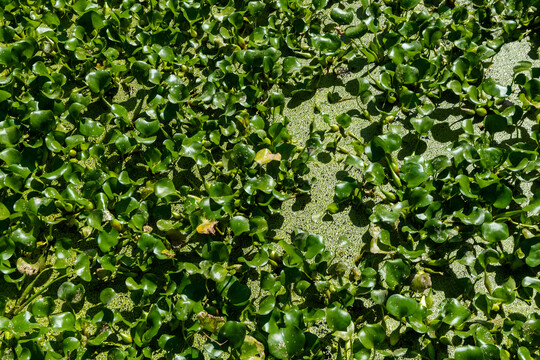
{"left": 218, "top": 321, "right": 246, "bottom": 349}
{"left": 330, "top": 8, "right": 354, "bottom": 25}
{"left": 358, "top": 323, "right": 386, "bottom": 349}
{"left": 326, "top": 307, "right": 351, "bottom": 331}
{"left": 411, "top": 117, "right": 434, "bottom": 135}
{"left": 441, "top": 299, "right": 471, "bottom": 327}
{"left": 386, "top": 294, "right": 419, "bottom": 319}
{"left": 51, "top": 312, "right": 76, "bottom": 331}
{"left": 86, "top": 70, "right": 111, "bottom": 93}
{"left": 481, "top": 222, "right": 509, "bottom": 243}
{"left": 268, "top": 326, "right": 305, "bottom": 359}
{"left": 30, "top": 297, "right": 55, "bottom": 317}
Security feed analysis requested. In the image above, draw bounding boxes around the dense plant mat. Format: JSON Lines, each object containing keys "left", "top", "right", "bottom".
{"left": 1, "top": 0, "right": 540, "bottom": 359}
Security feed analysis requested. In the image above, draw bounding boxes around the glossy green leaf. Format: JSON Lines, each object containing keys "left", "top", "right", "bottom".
{"left": 227, "top": 281, "right": 251, "bottom": 306}
{"left": 232, "top": 143, "right": 255, "bottom": 166}
{"left": 396, "top": 64, "right": 419, "bottom": 84}
{"left": 483, "top": 78, "right": 510, "bottom": 98}
{"left": 524, "top": 79, "right": 540, "bottom": 103}
{"left": 485, "top": 114, "right": 508, "bottom": 134}
{"left": 86, "top": 70, "right": 111, "bottom": 93}
{"left": 441, "top": 299, "right": 471, "bottom": 327}
{"left": 481, "top": 222, "right": 509, "bottom": 243}
{"left": 312, "top": 34, "right": 341, "bottom": 53}
{"left": 30, "top": 297, "right": 55, "bottom": 318}
{"left": 358, "top": 323, "right": 386, "bottom": 349}
{"left": 400, "top": 0, "right": 421, "bottom": 10}
{"left": 12, "top": 311, "right": 40, "bottom": 333}
{"left": 386, "top": 294, "right": 419, "bottom": 319}
{"left": 218, "top": 321, "right": 246, "bottom": 349}
{"left": 79, "top": 118, "right": 104, "bottom": 137}
{"left": 381, "top": 259, "right": 411, "bottom": 290}
{"left": 74, "top": 253, "right": 91, "bottom": 282}
{"left": 330, "top": 8, "right": 354, "bottom": 25}
{"left": 230, "top": 216, "right": 250, "bottom": 235}
{"left": 30, "top": 110, "right": 56, "bottom": 133}
{"left": 335, "top": 178, "right": 357, "bottom": 200}
{"left": 455, "top": 345, "right": 485, "bottom": 360}
{"left": 135, "top": 118, "right": 160, "bottom": 137}
{"left": 100, "top": 288, "right": 116, "bottom": 305}
{"left": 154, "top": 178, "right": 176, "bottom": 198}
{"left": 51, "top": 312, "right": 76, "bottom": 331}
{"left": 58, "top": 281, "right": 85, "bottom": 303}
{"left": 410, "top": 116, "right": 434, "bottom": 135}
{"left": 326, "top": 307, "right": 351, "bottom": 331}
{"left": 268, "top": 326, "right": 305, "bottom": 359}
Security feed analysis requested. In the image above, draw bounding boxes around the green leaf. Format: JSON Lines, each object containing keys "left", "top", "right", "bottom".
{"left": 57, "top": 281, "right": 85, "bottom": 303}
{"left": 335, "top": 177, "right": 357, "bottom": 200}
{"left": 330, "top": 8, "right": 354, "bottom": 25}
{"left": 326, "top": 307, "right": 351, "bottom": 331}
{"left": 268, "top": 327, "right": 305, "bottom": 359}
{"left": 312, "top": 0, "right": 329, "bottom": 9}
{"left": 227, "top": 281, "right": 251, "bottom": 306}
{"left": 135, "top": 118, "right": 160, "bottom": 137}
{"left": 218, "top": 321, "right": 246, "bottom": 349}
{"left": 358, "top": 323, "right": 386, "bottom": 349}
{"left": 62, "top": 337, "right": 80, "bottom": 353}
{"left": 100, "top": 288, "right": 116, "bottom": 305}
{"left": 380, "top": 259, "right": 411, "bottom": 290}
{"left": 400, "top": 0, "right": 421, "bottom": 10}
{"left": 154, "top": 178, "right": 176, "bottom": 198}
{"left": 396, "top": 64, "right": 419, "bottom": 84}
{"left": 30, "top": 110, "right": 56, "bottom": 133}
{"left": 517, "top": 346, "right": 532, "bottom": 360}
{"left": 85, "top": 70, "right": 111, "bottom": 93}
{"left": 305, "top": 234, "right": 325, "bottom": 259}
{"left": 524, "top": 79, "right": 540, "bottom": 103}
{"left": 455, "top": 345, "right": 485, "bottom": 360}
{"left": 51, "top": 312, "right": 76, "bottom": 331}
{"left": 481, "top": 222, "right": 509, "bottom": 243}
{"left": 257, "top": 295, "right": 276, "bottom": 315}
{"left": 230, "top": 216, "right": 250, "bottom": 235}
{"left": 386, "top": 294, "right": 419, "bottom": 319}
{"left": 526, "top": 241, "right": 540, "bottom": 267}
{"left": 364, "top": 163, "right": 385, "bottom": 186}
{"left": 312, "top": 34, "right": 341, "bottom": 53}
{"left": 441, "top": 299, "right": 471, "bottom": 327}
{"left": 410, "top": 116, "right": 434, "bottom": 135}
{"left": 268, "top": 92, "right": 285, "bottom": 108}
{"left": 336, "top": 113, "right": 352, "bottom": 128}
{"left": 345, "top": 23, "right": 368, "bottom": 39}
{"left": 97, "top": 229, "right": 119, "bottom": 253}
{"left": 485, "top": 114, "right": 508, "bottom": 134}
{"left": 30, "top": 297, "right": 55, "bottom": 317}
{"left": 132, "top": 61, "right": 151, "bottom": 84}
{"left": 79, "top": 118, "right": 104, "bottom": 137}
{"left": 483, "top": 78, "right": 510, "bottom": 98}
{"left": 74, "top": 253, "right": 91, "bottom": 282}
{"left": 12, "top": 311, "right": 40, "bottom": 334}
{"left": 0, "top": 126, "right": 21, "bottom": 145}
{"left": 232, "top": 143, "right": 255, "bottom": 167}
{"left": 0, "top": 202, "right": 10, "bottom": 220}
{"left": 245, "top": 174, "right": 276, "bottom": 194}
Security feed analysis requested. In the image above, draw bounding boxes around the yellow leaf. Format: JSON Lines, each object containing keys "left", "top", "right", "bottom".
{"left": 254, "top": 149, "right": 281, "bottom": 165}
{"left": 197, "top": 219, "right": 218, "bottom": 235}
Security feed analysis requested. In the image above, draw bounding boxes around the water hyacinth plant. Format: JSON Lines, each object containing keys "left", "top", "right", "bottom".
{"left": 0, "top": 0, "right": 540, "bottom": 359}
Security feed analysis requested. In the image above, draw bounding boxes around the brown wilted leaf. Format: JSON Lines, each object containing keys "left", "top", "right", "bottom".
{"left": 197, "top": 219, "right": 219, "bottom": 235}
{"left": 195, "top": 311, "right": 225, "bottom": 334}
